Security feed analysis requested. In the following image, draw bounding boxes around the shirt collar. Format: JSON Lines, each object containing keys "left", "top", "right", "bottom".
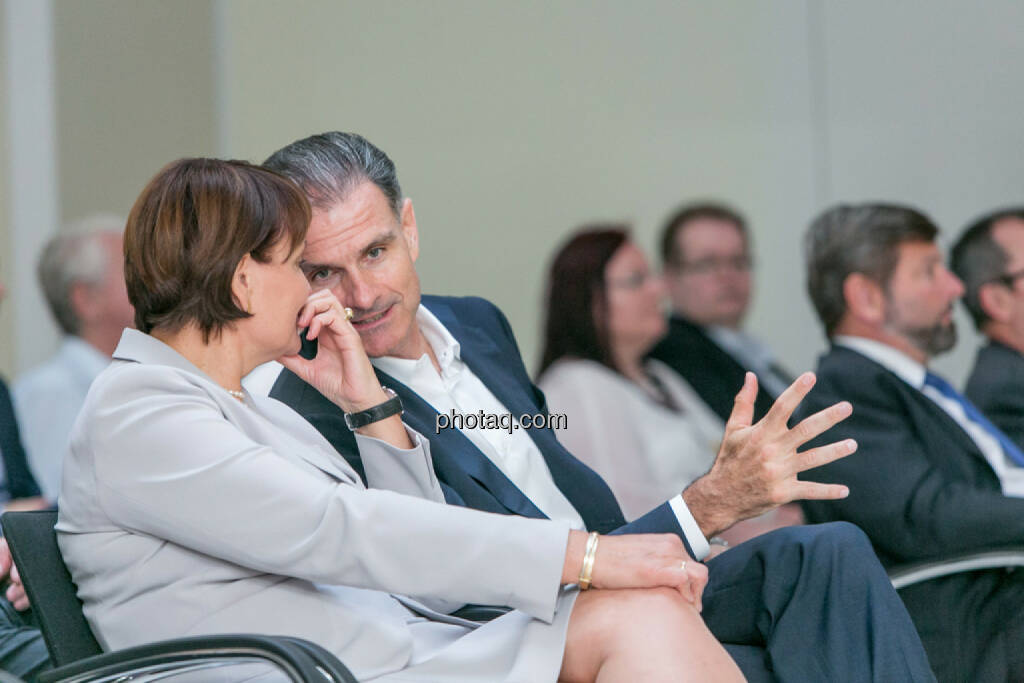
{"left": 832, "top": 335, "right": 926, "bottom": 389}
{"left": 371, "top": 304, "right": 461, "bottom": 379}
{"left": 705, "top": 325, "right": 773, "bottom": 365}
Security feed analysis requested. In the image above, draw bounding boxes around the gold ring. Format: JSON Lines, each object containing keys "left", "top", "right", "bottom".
{"left": 344, "top": 307, "right": 354, "bottom": 321}
{"left": 680, "top": 561, "right": 687, "bottom": 572}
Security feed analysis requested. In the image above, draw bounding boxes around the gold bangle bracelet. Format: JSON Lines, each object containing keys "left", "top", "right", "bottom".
{"left": 577, "top": 531, "right": 599, "bottom": 590}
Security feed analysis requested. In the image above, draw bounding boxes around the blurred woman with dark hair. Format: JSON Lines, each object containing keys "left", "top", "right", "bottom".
{"left": 55, "top": 160, "right": 743, "bottom": 683}
{"left": 537, "top": 226, "right": 725, "bottom": 522}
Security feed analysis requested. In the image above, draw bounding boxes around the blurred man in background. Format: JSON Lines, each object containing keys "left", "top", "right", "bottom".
{"left": 799, "top": 203, "right": 1024, "bottom": 682}
{"left": 13, "top": 215, "right": 133, "bottom": 502}
{"left": 650, "top": 202, "right": 793, "bottom": 423}
{"left": 952, "top": 208, "right": 1024, "bottom": 451}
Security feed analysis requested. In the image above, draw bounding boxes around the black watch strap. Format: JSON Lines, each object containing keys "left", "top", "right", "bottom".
{"left": 344, "top": 387, "right": 404, "bottom": 430}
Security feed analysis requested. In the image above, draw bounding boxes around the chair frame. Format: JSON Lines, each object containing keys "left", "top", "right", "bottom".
{"left": 888, "top": 546, "right": 1024, "bottom": 590}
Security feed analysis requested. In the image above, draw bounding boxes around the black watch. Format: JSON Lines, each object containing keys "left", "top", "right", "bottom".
{"left": 344, "top": 387, "right": 403, "bottom": 430}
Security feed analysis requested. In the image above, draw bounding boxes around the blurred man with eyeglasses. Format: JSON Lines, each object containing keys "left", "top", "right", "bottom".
{"left": 649, "top": 202, "right": 793, "bottom": 423}
{"left": 952, "top": 208, "right": 1024, "bottom": 456}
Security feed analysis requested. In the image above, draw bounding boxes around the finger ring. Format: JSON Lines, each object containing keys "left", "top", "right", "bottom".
{"left": 344, "top": 307, "right": 354, "bottom": 321}
{"left": 680, "top": 561, "right": 687, "bottom": 572}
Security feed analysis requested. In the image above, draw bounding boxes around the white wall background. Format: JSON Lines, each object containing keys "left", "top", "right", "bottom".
{"left": 2, "top": 0, "right": 1022, "bottom": 385}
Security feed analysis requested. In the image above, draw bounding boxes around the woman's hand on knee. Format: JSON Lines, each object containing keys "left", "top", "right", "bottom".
{"left": 571, "top": 533, "right": 708, "bottom": 610}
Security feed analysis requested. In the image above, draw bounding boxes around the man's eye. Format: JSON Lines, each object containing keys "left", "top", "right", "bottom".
{"left": 309, "top": 268, "right": 330, "bottom": 281}
{"left": 367, "top": 247, "right": 384, "bottom": 259}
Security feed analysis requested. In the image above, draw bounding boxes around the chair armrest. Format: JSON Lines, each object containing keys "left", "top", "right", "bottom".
{"left": 889, "top": 547, "right": 1024, "bottom": 590}
{"left": 276, "top": 637, "right": 359, "bottom": 682}
{"left": 38, "top": 634, "right": 356, "bottom": 683}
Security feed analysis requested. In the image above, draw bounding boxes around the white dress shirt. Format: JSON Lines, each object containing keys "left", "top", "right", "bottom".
{"left": 373, "top": 307, "right": 586, "bottom": 530}
{"left": 374, "top": 306, "right": 710, "bottom": 557}
{"left": 243, "top": 360, "right": 284, "bottom": 396}
{"left": 13, "top": 336, "right": 110, "bottom": 500}
{"left": 834, "top": 335, "right": 1024, "bottom": 496}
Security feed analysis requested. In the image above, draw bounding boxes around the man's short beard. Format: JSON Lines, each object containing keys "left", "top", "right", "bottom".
{"left": 888, "top": 318, "right": 958, "bottom": 357}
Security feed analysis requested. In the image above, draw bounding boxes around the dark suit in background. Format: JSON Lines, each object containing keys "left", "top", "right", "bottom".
{"left": 648, "top": 315, "right": 780, "bottom": 422}
{"left": 272, "top": 295, "right": 936, "bottom": 682}
{"left": 800, "top": 346, "right": 1024, "bottom": 682}
{"left": 965, "top": 341, "right": 1024, "bottom": 450}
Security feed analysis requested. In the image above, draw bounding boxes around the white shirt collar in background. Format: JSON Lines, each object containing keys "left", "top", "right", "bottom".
{"left": 706, "top": 326, "right": 791, "bottom": 397}
{"left": 832, "top": 335, "right": 925, "bottom": 388}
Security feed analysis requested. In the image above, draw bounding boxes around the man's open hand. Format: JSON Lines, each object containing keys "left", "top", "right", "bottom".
{"left": 683, "top": 372, "right": 856, "bottom": 537}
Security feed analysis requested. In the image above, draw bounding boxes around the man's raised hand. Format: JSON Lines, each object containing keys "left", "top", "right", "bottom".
{"left": 683, "top": 372, "right": 855, "bottom": 538}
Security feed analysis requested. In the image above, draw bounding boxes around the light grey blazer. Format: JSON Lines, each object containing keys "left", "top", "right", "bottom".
{"left": 56, "top": 330, "right": 576, "bottom": 682}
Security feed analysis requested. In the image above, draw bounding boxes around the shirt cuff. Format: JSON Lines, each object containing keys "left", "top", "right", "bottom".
{"left": 669, "top": 495, "right": 710, "bottom": 560}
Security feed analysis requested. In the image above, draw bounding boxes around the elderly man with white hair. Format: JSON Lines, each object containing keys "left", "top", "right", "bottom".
{"left": 13, "top": 214, "right": 134, "bottom": 502}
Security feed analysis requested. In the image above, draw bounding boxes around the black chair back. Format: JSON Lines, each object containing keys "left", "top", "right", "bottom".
{"left": 1, "top": 510, "right": 102, "bottom": 667}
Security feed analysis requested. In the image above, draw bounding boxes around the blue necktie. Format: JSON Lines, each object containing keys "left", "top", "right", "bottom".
{"left": 924, "top": 371, "right": 1024, "bottom": 467}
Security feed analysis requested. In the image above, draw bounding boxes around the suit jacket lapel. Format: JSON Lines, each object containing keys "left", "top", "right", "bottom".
{"left": 371, "top": 363, "right": 547, "bottom": 520}
{"left": 428, "top": 299, "right": 624, "bottom": 529}
{"left": 900, "top": 379, "right": 993, "bottom": 466}
{"left": 835, "top": 347, "right": 993, "bottom": 468}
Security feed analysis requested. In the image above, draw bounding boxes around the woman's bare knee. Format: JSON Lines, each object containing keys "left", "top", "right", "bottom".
{"left": 560, "top": 588, "right": 743, "bottom": 682}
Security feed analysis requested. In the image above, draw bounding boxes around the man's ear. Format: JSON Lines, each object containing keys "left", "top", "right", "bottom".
{"left": 978, "top": 281, "right": 1013, "bottom": 324}
{"left": 69, "top": 282, "right": 98, "bottom": 325}
{"left": 843, "top": 272, "right": 886, "bottom": 326}
{"left": 400, "top": 198, "right": 419, "bottom": 262}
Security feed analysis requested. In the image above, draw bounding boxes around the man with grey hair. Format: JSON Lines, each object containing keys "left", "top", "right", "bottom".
{"left": 13, "top": 214, "right": 134, "bottom": 501}
{"left": 798, "top": 203, "right": 1024, "bottom": 681}
{"left": 951, "top": 208, "right": 1024, "bottom": 450}
{"left": 254, "top": 131, "right": 937, "bottom": 681}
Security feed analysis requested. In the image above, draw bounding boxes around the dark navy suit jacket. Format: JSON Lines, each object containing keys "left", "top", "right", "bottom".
{"left": 965, "top": 340, "right": 1024, "bottom": 451}
{"left": 649, "top": 315, "right": 780, "bottom": 423}
{"left": 799, "top": 345, "right": 1024, "bottom": 681}
{"left": 270, "top": 295, "right": 688, "bottom": 549}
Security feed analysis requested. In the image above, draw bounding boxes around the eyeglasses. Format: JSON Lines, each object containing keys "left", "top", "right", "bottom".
{"left": 988, "top": 268, "right": 1024, "bottom": 287}
{"left": 670, "top": 255, "right": 753, "bottom": 275}
{"left": 607, "top": 271, "right": 657, "bottom": 291}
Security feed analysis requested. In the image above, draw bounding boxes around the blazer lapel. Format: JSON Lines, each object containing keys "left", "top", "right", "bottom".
{"left": 837, "top": 347, "right": 995, "bottom": 469}
{"left": 900, "top": 380, "right": 994, "bottom": 467}
{"left": 428, "top": 300, "right": 625, "bottom": 530}
{"left": 371, "top": 362, "right": 547, "bottom": 520}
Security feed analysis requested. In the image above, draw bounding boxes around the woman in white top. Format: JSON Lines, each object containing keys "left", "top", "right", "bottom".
{"left": 537, "top": 227, "right": 723, "bottom": 521}
{"left": 538, "top": 227, "right": 800, "bottom": 542}
{"left": 56, "top": 160, "right": 743, "bottom": 682}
